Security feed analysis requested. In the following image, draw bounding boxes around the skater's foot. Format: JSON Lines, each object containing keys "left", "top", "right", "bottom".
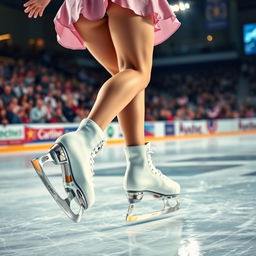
{"left": 32, "top": 118, "right": 106, "bottom": 222}
{"left": 123, "top": 142, "right": 180, "bottom": 221}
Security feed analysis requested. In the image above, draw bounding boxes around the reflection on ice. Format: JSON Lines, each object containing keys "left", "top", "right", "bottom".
{"left": 126, "top": 219, "right": 182, "bottom": 256}
{"left": 178, "top": 238, "right": 200, "bottom": 256}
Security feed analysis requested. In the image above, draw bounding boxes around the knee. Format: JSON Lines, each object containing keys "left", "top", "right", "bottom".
{"left": 142, "top": 71, "right": 151, "bottom": 88}
{"left": 118, "top": 59, "right": 152, "bottom": 88}
{"left": 122, "top": 67, "right": 151, "bottom": 89}
{"left": 118, "top": 61, "right": 151, "bottom": 88}
{"left": 110, "top": 67, "right": 151, "bottom": 90}
{"left": 139, "top": 70, "right": 151, "bottom": 89}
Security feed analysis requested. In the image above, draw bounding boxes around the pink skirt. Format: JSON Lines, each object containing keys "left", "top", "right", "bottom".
{"left": 54, "top": 0, "right": 181, "bottom": 50}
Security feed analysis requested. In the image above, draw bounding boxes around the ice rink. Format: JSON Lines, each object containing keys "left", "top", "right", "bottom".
{"left": 0, "top": 134, "right": 256, "bottom": 256}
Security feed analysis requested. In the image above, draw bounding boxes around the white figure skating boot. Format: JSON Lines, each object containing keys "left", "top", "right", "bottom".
{"left": 31, "top": 118, "right": 106, "bottom": 222}
{"left": 123, "top": 142, "right": 180, "bottom": 221}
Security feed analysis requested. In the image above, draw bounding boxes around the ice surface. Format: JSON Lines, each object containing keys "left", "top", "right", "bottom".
{"left": 0, "top": 135, "right": 256, "bottom": 256}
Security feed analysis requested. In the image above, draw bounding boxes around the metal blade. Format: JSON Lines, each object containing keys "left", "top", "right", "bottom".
{"left": 126, "top": 198, "right": 180, "bottom": 222}
{"left": 31, "top": 155, "right": 85, "bottom": 223}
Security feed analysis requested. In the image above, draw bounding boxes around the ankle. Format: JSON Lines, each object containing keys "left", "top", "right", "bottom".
{"left": 77, "top": 118, "right": 106, "bottom": 140}
{"left": 86, "top": 115, "right": 108, "bottom": 131}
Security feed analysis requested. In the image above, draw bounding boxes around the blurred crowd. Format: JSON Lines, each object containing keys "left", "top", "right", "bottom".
{"left": 146, "top": 63, "right": 256, "bottom": 121}
{"left": 0, "top": 58, "right": 104, "bottom": 124}
{"left": 0, "top": 57, "right": 255, "bottom": 125}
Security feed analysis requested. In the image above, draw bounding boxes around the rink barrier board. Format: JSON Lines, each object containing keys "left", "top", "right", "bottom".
{"left": 1, "top": 129, "right": 256, "bottom": 153}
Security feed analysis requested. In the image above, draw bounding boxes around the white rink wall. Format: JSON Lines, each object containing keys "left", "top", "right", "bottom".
{"left": 0, "top": 118, "right": 256, "bottom": 147}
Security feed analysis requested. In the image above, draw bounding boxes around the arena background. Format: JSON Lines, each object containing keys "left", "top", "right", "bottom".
{"left": 0, "top": 1, "right": 256, "bottom": 256}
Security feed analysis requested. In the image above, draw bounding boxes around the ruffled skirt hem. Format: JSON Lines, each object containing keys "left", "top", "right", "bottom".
{"left": 54, "top": 0, "right": 181, "bottom": 50}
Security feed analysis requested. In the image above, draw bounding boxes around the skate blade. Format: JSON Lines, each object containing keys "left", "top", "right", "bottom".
{"left": 31, "top": 145, "right": 86, "bottom": 223}
{"left": 126, "top": 196, "right": 180, "bottom": 222}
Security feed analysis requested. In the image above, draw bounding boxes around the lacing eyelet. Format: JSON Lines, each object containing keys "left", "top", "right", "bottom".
{"left": 146, "top": 144, "right": 166, "bottom": 179}
{"left": 89, "top": 140, "right": 105, "bottom": 176}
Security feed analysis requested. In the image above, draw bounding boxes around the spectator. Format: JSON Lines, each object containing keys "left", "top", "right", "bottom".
{"left": 145, "top": 107, "right": 155, "bottom": 121}
{"left": 158, "top": 109, "right": 175, "bottom": 121}
{"left": 30, "top": 99, "right": 48, "bottom": 123}
{"left": 0, "top": 108, "right": 9, "bottom": 125}
{"left": 17, "top": 107, "right": 30, "bottom": 123}
{"left": 10, "top": 97, "right": 20, "bottom": 114}
{"left": 62, "top": 97, "right": 77, "bottom": 122}
{"left": 26, "top": 86, "right": 35, "bottom": 102}
{"left": 44, "top": 91, "right": 57, "bottom": 109}
{"left": 245, "top": 105, "right": 255, "bottom": 118}
{"left": 1, "top": 85, "right": 14, "bottom": 106}
{"left": 6, "top": 102, "right": 21, "bottom": 124}
{"left": 74, "top": 108, "right": 89, "bottom": 122}
{"left": 49, "top": 107, "right": 67, "bottom": 123}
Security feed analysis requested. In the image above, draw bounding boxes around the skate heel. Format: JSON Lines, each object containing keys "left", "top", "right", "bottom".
{"left": 125, "top": 192, "right": 144, "bottom": 222}
{"left": 31, "top": 144, "right": 85, "bottom": 223}
{"left": 126, "top": 192, "right": 144, "bottom": 203}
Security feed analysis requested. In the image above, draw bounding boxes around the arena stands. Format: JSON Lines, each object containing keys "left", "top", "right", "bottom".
{"left": 0, "top": 56, "right": 255, "bottom": 124}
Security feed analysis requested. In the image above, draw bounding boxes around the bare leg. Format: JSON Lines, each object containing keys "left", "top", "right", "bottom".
{"left": 117, "top": 91, "right": 145, "bottom": 146}
{"left": 73, "top": 2, "right": 154, "bottom": 140}
{"left": 74, "top": 15, "right": 146, "bottom": 146}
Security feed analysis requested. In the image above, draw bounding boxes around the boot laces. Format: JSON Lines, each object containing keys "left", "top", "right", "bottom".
{"left": 146, "top": 144, "right": 167, "bottom": 179}
{"left": 90, "top": 140, "right": 105, "bottom": 176}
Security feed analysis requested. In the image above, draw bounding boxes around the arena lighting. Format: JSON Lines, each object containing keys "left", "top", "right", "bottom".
{"left": 185, "top": 3, "right": 190, "bottom": 9}
{"left": 36, "top": 38, "right": 45, "bottom": 47}
{"left": 179, "top": 2, "right": 186, "bottom": 11}
{"left": 0, "top": 34, "right": 11, "bottom": 41}
{"left": 170, "top": 2, "right": 190, "bottom": 12}
{"left": 207, "top": 35, "right": 213, "bottom": 42}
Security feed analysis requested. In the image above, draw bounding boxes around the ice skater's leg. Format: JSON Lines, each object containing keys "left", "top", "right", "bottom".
{"left": 74, "top": 2, "right": 154, "bottom": 131}
{"left": 73, "top": 14, "right": 146, "bottom": 146}
{"left": 117, "top": 90, "right": 145, "bottom": 146}
{"left": 31, "top": 3, "right": 154, "bottom": 222}
{"left": 69, "top": 3, "right": 180, "bottom": 223}
{"left": 73, "top": 16, "right": 118, "bottom": 75}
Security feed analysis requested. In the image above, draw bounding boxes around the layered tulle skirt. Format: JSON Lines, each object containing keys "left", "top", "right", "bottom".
{"left": 54, "top": 0, "right": 181, "bottom": 50}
